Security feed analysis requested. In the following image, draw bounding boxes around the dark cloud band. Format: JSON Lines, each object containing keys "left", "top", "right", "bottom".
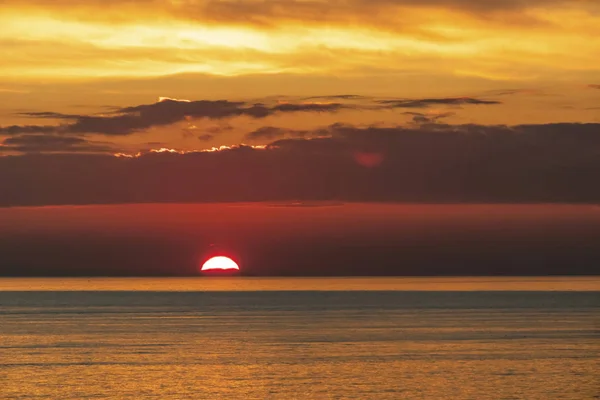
{"left": 1, "top": 135, "right": 115, "bottom": 153}
{"left": 1, "top": 96, "right": 500, "bottom": 136}
{"left": 1, "top": 122, "right": 599, "bottom": 206}
{"left": 1, "top": 99, "right": 351, "bottom": 136}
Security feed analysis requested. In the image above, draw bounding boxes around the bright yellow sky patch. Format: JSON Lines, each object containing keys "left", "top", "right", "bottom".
{"left": 0, "top": 2, "right": 599, "bottom": 82}
{"left": 1, "top": 0, "right": 599, "bottom": 155}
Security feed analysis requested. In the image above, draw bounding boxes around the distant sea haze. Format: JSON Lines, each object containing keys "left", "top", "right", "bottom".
{"left": 1, "top": 203, "right": 599, "bottom": 276}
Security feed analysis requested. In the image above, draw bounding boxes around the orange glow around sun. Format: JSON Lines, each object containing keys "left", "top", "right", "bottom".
{"left": 201, "top": 256, "right": 240, "bottom": 272}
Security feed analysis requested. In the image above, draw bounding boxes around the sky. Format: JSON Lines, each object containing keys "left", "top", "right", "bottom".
{"left": 1, "top": 1, "right": 600, "bottom": 205}
{"left": 1, "top": 0, "right": 599, "bottom": 183}
{"left": 1, "top": 1, "right": 600, "bottom": 275}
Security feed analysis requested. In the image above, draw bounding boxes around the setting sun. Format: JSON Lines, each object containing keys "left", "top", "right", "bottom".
{"left": 201, "top": 256, "right": 240, "bottom": 272}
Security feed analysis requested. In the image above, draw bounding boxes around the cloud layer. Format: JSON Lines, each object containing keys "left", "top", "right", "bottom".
{"left": 1, "top": 135, "right": 114, "bottom": 153}
{"left": 2, "top": 99, "right": 350, "bottom": 136}
{"left": 2, "top": 121, "right": 599, "bottom": 206}
{"left": 9, "top": 0, "right": 597, "bottom": 27}
{"left": 1, "top": 96, "right": 501, "bottom": 136}
{"left": 1, "top": 0, "right": 599, "bottom": 82}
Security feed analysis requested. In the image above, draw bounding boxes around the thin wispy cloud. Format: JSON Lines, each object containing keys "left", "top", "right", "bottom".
{"left": 1, "top": 135, "right": 115, "bottom": 153}
{"left": 378, "top": 98, "right": 501, "bottom": 108}
{"left": 1, "top": 95, "right": 502, "bottom": 136}
{"left": 2, "top": 99, "right": 353, "bottom": 136}
{"left": 1, "top": 0, "right": 598, "bottom": 82}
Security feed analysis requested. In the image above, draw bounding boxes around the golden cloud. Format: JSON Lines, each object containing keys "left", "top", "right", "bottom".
{"left": 0, "top": 0, "right": 598, "bottom": 82}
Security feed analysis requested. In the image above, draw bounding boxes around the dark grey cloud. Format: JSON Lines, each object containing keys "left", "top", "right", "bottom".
{"left": 205, "top": 124, "right": 234, "bottom": 134}
{"left": 483, "top": 88, "right": 541, "bottom": 96}
{"left": 1, "top": 121, "right": 599, "bottom": 206}
{"left": 404, "top": 112, "right": 455, "bottom": 124}
{"left": 0, "top": 125, "right": 57, "bottom": 135}
{"left": 303, "top": 95, "right": 371, "bottom": 100}
{"left": 3, "top": 135, "right": 86, "bottom": 146}
{"left": 379, "top": 97, "right": 501, "bottom": 108}
{"left": 245, "top": 126, "right": 289, "bottom": 141}
{"left": 1, "top": 135, "right": 114, "bottom": 153}
{"left": 1, "top": 99, "right": 350, "bottom": 136}
{"left": 272, "top": 103, "right": 346, "bottom": 113}
{"left": 2, "top": 95, "right": 499, "bottom": 137}
{"left": 245, "top": 126, "right": 317, "bottom": 141}
{"left": 195, "top": 123, "right": 235, "bottom": 141}
{"left": 20, "top": 112, "right": 81, "bottom": 119}
{"left": 68, "top": 100, "right": 267, "bottom": 135}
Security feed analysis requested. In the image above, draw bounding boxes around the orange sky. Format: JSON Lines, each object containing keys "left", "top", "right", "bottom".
{"left": 2, "top": 203, "right": 600, "bottom": 275}
{"left": 0, "top": 0, "right": 599, "bottom": 155}
{"left": 2, "top": 0, "right": 600, "bottom": 81}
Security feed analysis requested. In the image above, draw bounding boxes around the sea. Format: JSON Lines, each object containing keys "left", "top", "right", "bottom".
{"left": 1, "top": 277, "right": 598, "bottom": 399}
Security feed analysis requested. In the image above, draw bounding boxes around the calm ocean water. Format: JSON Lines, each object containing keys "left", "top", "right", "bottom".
{"left": 1, "top": 278, "right": 598, "bottom": 399}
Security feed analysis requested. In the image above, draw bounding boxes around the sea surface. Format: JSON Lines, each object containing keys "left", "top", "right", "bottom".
{"left": 1, "top": 277, "right": 599, "bottom": 399}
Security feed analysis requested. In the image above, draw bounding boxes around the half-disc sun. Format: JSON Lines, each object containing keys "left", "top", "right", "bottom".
{"left": 201, "top": 256, "right": 240, "bottom": 271}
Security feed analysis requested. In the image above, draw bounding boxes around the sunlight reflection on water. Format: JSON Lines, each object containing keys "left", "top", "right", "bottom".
{"left": 1, "top": 278, "right": 598, "bottom": 399}
{"left": 1, "top": 276, "right": 599, "bottom": 291}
